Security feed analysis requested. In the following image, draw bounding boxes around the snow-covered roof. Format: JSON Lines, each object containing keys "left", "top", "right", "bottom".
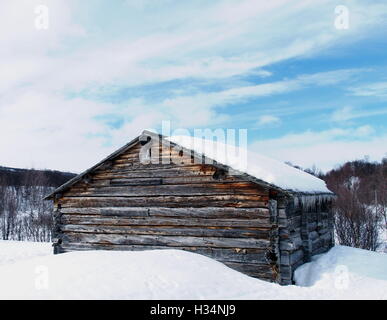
{"left": 45, "top": 130, "right": 333, "bottom": 199}
{"left": 167, "top": 135, "right": 332, "bottom": 194}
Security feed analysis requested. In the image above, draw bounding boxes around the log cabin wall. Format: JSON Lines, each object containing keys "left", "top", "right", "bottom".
{"left": 278, "top": 195, "right": 334, "bottom": 284}
{"left": 53, "top": 140, "right": 281, "bottom": 282}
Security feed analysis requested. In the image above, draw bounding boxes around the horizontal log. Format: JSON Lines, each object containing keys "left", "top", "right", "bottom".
{"left": 111, "top": 162, "right": 202, "bottom": 170}
{"left": 60, "top": 206, "right": 270, "bottom": 219}
{"left": 108, "top": 176, "right": 245, "bottom": 186}
{"left": 59, "top": 243, "right": 270, "bottom": 264}
{"left": 128, "top": 152, "right": 200, "bottom": 164}
{"left": 279, "top": 227, "right": 301, "bottom": 239}
{"left": 60, "top": 215, "right": 273, "bottom": 228}
{"left": 59, "top": 195, "right": 269, "bottom": 208}
{"left": 94, "top": 164, "right": 216, "bottom": 176}
{"left": 61, "top": 207, "right": 149, "bottom": 217}
{"left": 61, "top": 243, "right": 267, "bottom": 264}
{"left": 114, "top": 155, "right": 142, "bottom": 163}
{"left": 279, "top": 265, "right": 292, "bottom": 279}
{"left": 75, "top": 180, "right": 110, "bottom": 187}
{"left": 59, "top": 224, "right": 273, "bottom": 239}
{"left": 290, "top": 249, "right": 304, "bottom": 265}
{"left": 279, "top": 262, "right": 305, "bottom": 279}
{"left": 280, "top": 278, "right": 293, "bottom": 285}
{"left": 279, "top": 227, "right": 289, "bottom": 237}
{"left": 312, "top": 246, "right": 330, "bottom": 256}
{"left": 113, "top": 155, "right": 193, "bottom": 165}
{"left": 65, "top": 182, "right": 268, "bottom": 197}
{"left": 61, "top": 233, "right": 271, "bottom": 249}
{"left": 116, "top": 144, "right": 180, "bottom": 156}
{"left": 110, "top": 178, "right": 163, "bottom": 186}
{"left": 224, "top": 262, "right": 274, "bottom": 280}
{"left": 278, "top": 215, "right": 301, "bottom": 230}
{"left": 224, "top": 261, "right": 272, "bottom": 273}
{"left": 279, "top": 234, "right": 302, "bottom": 251}
{"left": 280, "top": 249, "right": 304, "bottom": 266}
{"left": 86, "top": 170, "right": 249, "bottom": 188}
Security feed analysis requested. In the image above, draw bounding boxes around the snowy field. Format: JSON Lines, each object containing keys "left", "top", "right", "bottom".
{"left": 0, "top": 241, "right": 386, "bottom": 300}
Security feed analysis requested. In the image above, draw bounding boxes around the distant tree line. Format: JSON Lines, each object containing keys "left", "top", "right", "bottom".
{"left": 0, "top": 166, "right": 75, "bottom": 187}
{"left": 0, "top": 167, "right": 76, "bottom": 242}
{"left": 0, "top": 158, "right": 386, "bottom": 252}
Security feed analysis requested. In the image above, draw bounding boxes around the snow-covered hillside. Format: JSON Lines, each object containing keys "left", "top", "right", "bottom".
{"left": 0, "top": 241, "right": 386, "bottom": 299}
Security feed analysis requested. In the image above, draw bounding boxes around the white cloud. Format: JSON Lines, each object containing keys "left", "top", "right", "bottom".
{"left": 349, "top": 81, "right": 387, "bottom": 98}
{"left": 158, "top": 69, "right": 362, "bottom": 125}
{"left": 257, "top": 115, "right": 282, "bottom": 127}
{"left": 355, "top": 125, "right": 375, "bottom": 137}
{"left": 1, "top": 1, "right": 383, "bottom": 95}
{"left": 331, "top": 106, "right": 355, "bottom": 122}
{"left": 250, "top": 126, "right": 385, "bottom": 172}
{"left": 0, "top": 89, "right": 115, "bottom": 172}
{"left": 0, "top": 0, "right": 386, "bottom": 172}
{"left": 331, "top": 106, "right": 387, "bottom": 122}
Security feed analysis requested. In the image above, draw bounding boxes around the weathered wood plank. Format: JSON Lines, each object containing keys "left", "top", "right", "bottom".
{"left": 107, "top": 176, "right": 246, "bottom": 185}
{"left": 280, "top": 249, "right": 304, "bottom": 266}
{"left": 61, "top": 207, "right": 149, "bottom": 217}
{"left": 59, "top": 195, "right": 269, "bottom": 208}
{"left": 279, "top": 233, "right": 303, "bottom": 251}
{"left": 60, "top": 215, "right": 273, "bottom": 228}
{"left": 59, "top": 243, "right": 270, "bottom": 264}
{"left": 110, "top": 178, "right": 163, "bottom": 186}
{"left": 60, "top": 206, "right": 270, "bottom": 219}
{"left": 94, "top": 164, "right": 216, "bottom": 175}
{"left": 223, "top": 262, "right": 274, "bottom": 279}
{"left": 59, "top": 224, "right": 272, "bottom": 239}
{"left": 61, "top": 233, "right": 271, "bottom": 249}
{"left": 65, "top": 182, "right": 268, "bottom": 197}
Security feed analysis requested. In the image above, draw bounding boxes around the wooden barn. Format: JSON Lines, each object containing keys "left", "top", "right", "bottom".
{"left": 45, "top": 130, "right": 334, "bottom": 285}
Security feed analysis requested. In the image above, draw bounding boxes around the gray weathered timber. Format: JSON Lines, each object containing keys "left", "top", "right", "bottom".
{"left": 59, "top": 224, "right": 273, "bottom": 239}
{"left": 59, "top": 243, "right": 270, "bottom": 264}
{"left": 59, "top": 195, "right": 269, "bottom": 209}
{"left": 64, "top": 182, "right": 268, "bottom": 197}
{"left": 60, "top": 215, "right": 272, "bottom": 228}
{"left": 47, "top": 132, "right": 334, "bottom": 285}
{"left": 59, "top": 206, "right": 270, "bottom": 219}
{"left": 61, "top": 233, "right": 271, "bottom": 249}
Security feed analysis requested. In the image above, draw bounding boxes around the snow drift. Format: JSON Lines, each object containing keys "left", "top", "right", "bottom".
{"left": 0, "top": 241, "right": 386, "bottom": 299}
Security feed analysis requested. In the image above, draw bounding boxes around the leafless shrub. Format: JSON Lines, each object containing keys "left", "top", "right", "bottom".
{"left": 333, "top": 178, "right": 381, "bottom": 251}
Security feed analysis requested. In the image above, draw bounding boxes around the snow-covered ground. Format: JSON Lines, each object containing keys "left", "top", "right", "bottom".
{"left": 0, "top": 240, "right": 52, "bottom": 266}
{"left": 0, "top": 241, "right": 386, "bottom": 299}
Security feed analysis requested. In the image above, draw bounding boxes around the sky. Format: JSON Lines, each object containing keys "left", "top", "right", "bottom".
{"left": 0, "top": 0, "right": 386, "bottom": 173}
